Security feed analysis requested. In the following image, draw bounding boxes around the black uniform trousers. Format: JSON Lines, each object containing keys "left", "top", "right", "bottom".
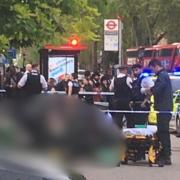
{"left": 129, "top": 102, "right": 149, "bottom": 128}
{"left": 111, "top": 99, "right": 131, "bottom": 129}
{"left": 157, "top": 113, "right": 171, "bottom": 158}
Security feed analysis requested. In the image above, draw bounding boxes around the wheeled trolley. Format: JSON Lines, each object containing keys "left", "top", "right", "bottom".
{"left": 119, "top": 125, "right": 163, "bottom": 167}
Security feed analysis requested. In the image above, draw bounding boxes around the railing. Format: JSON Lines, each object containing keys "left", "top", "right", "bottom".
{"left": 1, "top": 89, "right": 178, "bottom": 115}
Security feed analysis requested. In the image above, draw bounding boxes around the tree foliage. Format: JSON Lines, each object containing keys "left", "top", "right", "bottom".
{"left": 0, "top": 0, "right": 99, "bottom": 50}
{"left": 88, "top": 0, "right": 180, "bottom": 69}
{"left": 0, "top": 0, "right": 179, "bottom": 67}
{"left": 104, "top": 0, "right": 180, "bottom": 48}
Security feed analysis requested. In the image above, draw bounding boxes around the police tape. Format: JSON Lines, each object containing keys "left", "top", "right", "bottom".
{"left": 79, "top": 92, "right": 114, "bottom": 95}
{"left": 42, "top": 91, "right": 66, "bottom": 94}
{"left": 0, "top": 90, "right": 114, "bottom": 95}
{"left": 101, "top": 109, "right": 178, "bottom": 115}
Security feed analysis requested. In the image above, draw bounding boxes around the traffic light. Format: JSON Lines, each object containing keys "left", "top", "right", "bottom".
{"left": 68, "top": 36, "right": 80, "bottom": 47}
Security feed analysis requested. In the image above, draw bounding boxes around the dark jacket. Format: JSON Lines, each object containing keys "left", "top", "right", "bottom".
{"left": 83, "top": 83, "right": 94, "bottom": 104}
{"left": 56, "top": 80, "right": 69, "bottom": 92}
{"left": 131, "top": 76, "right": 146, "bottom": 102}
{"left": 151, "top": 69, "right": 173, "bottom": 111}
{"left": 114, "top": 76, "right": 132, "bottom": 105}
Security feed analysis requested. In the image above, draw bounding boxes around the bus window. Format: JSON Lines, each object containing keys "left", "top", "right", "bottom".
{"left": 176, "top": 48, "right": 180, "bottom": 56}
{"left": 144, "top": 50, "right": 153, "bottom": 57}
{"left": 159, "top": 48, "right": 173, "bottom": 57}
{"left": 127, "top": 50, "right": 138, "bottom": 58}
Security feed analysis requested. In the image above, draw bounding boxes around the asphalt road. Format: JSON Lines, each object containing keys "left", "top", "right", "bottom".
{"left": 78, "top": 134, "right": 180, "bottom": 180}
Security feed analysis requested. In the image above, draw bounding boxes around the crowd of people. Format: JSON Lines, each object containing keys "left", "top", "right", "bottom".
{"left": 0, "top": 59, "right": 173, "bottom": 166}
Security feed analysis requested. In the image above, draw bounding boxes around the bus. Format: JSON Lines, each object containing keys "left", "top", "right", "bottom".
{"left": 155, "top": 43, "right": 180, "bottom": 71}
{"left": 126, "top": 48, "right": 138, "bottom": 66}
{"left": 125, "top": 43, "right": 180, "bottom": 71}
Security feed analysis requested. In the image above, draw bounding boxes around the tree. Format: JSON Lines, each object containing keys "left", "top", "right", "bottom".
{"left": 88, "top": 0, "right": 180, "bottom": 70}
{"left": 0, "top": 0, "right": 100, "bottom": 48}
{"left": 104, "top": 0, "right": 180, "bottom": 47}
{"left": 0, "top": 0, "right": 100, "bottom": 65}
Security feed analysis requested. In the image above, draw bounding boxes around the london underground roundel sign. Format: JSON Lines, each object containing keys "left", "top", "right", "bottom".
{"left": 106, "top": 20, "right": 117, "bottom": 30}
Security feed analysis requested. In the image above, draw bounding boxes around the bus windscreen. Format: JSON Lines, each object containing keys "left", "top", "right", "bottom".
{"left": 127, "top": 51, "right": 138, "bottom": 58}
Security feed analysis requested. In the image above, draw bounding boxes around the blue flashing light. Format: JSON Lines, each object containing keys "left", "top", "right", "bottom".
{"left": 140, "top": 72, "right": 150, "bottom": 78}
{"left": 173, "top": 71, "right": 180, "bottom": 76}
{"left": 140, "top": 68, "right": 153, "bottom": 78}
{"left": 173, "top": 67, "right": 180, "bottom": 76}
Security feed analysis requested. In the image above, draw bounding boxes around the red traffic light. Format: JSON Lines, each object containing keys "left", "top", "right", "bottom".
{"left": 68, "top": 36, "right": 80, "bottom": 46}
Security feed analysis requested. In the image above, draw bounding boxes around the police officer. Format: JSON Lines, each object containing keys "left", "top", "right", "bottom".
{"left": 130, "top": 64, "right": 150, "bottom": 127}
{"left": 56, "top": 74, "right": 70, "bottom": 92}
{"left": 110, "top": 66, "right": 132, "bottom": 129}
{"left": 4, "top": 65, "right": 18, "bottom": 99}
{"left": 68, "top": 73, "right": 80, "bottom": 97}
{"left": 148, "top": 59, "right": 173, "bottom": 166}
{"left": 81, "top": 78, "right": 94, "bottom": 104}
{"left": 18, "top": 64, "right": 47, "bottom": 97}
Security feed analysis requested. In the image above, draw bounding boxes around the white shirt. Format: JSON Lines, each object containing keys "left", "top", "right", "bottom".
{"left": 110, "top": 73, "right": 132, "bottom": 91}
{"left": 18, "top": 70, "right": 47, "bottom": 90}
{"left": 68, "top": 81, "right": 73, "bottom": 87}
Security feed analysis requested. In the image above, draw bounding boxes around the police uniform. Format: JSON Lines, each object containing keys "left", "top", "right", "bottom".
{"left": 110, "top": 73, "right": 132, "bottom": 128}
{"left": 131, "top": 76, "right": 149, "bottom": 127}
{"left": 68, "top": 80, "right": 80, "bottom": 96}
{"left": 18, "top": 70, "right": 47, "bottom": 97}
{"left": 151, "top": 69, "right": 173, "bottom": 162}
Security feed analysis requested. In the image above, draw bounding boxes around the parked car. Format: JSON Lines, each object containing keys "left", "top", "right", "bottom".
{"left": 176, "top": 105, "right": 180, "bottom": 137}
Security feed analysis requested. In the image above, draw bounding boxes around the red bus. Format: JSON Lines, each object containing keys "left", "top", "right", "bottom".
{"left": 126, "top": 43, "right": 180, "bottom": 71}
{"left": 142, "top": 46, "right": 157, "bottom": 67}
{"left": 126, "top": 48, "right": 138, "bottom": 66}
{"left": 155, "top": 43, "right": 180, "bottom": 71}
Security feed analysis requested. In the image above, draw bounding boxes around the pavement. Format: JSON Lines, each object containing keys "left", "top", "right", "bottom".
{"left": 78, "top": 132, "right": 180, "bottom": 180}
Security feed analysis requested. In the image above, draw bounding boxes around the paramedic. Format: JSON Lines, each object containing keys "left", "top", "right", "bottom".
{"left": 110, "top": 66, "right": 132, "bottom": 129}
{"left": 148, "top": 59, "right": 173, "bottom": 165}
{"left": 130, "top": 64, "right": 150, "bottom": 127}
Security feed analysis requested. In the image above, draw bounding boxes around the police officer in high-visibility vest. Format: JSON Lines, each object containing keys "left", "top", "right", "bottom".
{"left": 110, "top": 66, "right": 132, "bottom": 129}
{"left": 18, "top": 64, "right": 47, "bottom": 97}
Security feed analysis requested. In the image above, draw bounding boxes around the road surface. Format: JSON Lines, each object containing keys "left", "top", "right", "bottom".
{"left": 78, "top": 134, "right": 180, "bottom": 180}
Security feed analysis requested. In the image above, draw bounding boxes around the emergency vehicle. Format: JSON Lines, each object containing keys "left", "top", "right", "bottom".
{"left": 154, "top": 43, "right": 180, "bottom": 71}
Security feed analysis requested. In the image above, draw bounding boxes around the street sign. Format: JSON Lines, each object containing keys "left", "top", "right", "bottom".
{"left": 104, "top": 19, "right": 119, "bottom": 51}
{"left": 8, "top": 48, "right": 16, "bottom": 59}
{"left": 105, "top": 20, "right": 118, "bottom": 31}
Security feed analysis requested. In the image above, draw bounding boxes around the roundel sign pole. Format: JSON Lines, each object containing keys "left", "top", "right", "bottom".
{"left": 104, "top": 19, "right": 122, "bottom": 65}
